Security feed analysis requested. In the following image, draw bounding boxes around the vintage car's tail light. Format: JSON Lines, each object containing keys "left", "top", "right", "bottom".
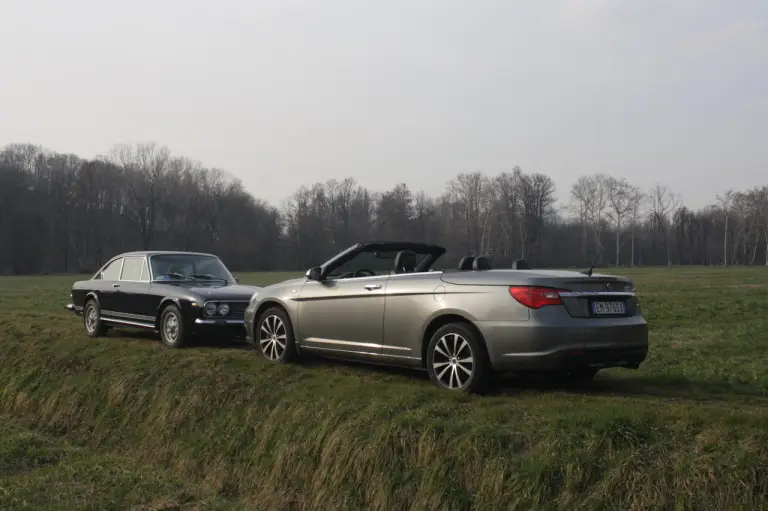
{"left": 509, "top": 286, "right": 568, "bottom": 309}
{"left": 218, "top": 303, "right": 230, "bottom": 316}
{"left": 204, "top": 302, "right": 218, "bottom": 316}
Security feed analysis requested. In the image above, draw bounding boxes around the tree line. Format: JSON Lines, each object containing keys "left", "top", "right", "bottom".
{"left": 1, "top": 142, "right": 766, "bottom": 274}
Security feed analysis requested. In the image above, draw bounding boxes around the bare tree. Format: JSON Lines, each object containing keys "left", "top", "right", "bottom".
{"left": 605, "top": 177, "right": 633, "bottom": 265}
{"left": 649, "top": 184, "right": 680, "bottom": 266}
{"left": 570, "top": 174, "right": 609, "bottom": 261}
{"left": 716, "top": 189, "right": 735, "bottom": 265}
{"left": 628, "top": 186, "right": 646, "bottom": 267}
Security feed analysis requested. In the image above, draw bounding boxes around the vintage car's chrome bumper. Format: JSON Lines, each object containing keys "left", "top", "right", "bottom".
{"left": 66, "top": 303, "right": 81, "bottom": 315}
{"left": 194, "top": 318, "right": 245, "bottom": 326}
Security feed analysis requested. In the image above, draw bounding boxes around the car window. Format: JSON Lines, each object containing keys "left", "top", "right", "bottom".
{"left": 140, "top": 260, "right": 150, "bottom": 281}
{"left": 120, "top": 257, "right": 146, "bottom": 281}
{"left": 327, "top": 250, "right": 427, "bottom": 279}
{"left": 100, "top": 258, "right": 123, "bottom": 281}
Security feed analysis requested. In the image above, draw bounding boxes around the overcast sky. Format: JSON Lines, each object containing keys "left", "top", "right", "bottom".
{"left": 1, "top": 0, "right": 766, "bottom": 210}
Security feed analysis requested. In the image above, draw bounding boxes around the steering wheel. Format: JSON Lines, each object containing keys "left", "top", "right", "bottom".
{"left": 352, "top": 269, "right": 376, "bottom": 278}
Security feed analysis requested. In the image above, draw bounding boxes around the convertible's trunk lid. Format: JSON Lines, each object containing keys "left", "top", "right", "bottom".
{"left": 439, "top": 269, "right": 637, "bottom": 318}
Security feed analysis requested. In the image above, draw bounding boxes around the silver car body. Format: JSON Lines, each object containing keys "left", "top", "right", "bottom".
{"left": 244, "top": 242, "right": 648, "bottom": 374}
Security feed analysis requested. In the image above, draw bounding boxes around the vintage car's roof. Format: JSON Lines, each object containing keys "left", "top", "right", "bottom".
{"left": 117, "top": 251, "right": 220, "bottom": 258}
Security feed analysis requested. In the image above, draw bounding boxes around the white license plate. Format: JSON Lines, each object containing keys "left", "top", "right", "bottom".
{"left": 592, "top": 301, "right": 626, "bottom": 315}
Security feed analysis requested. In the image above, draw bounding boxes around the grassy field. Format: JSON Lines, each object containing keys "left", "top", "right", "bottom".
{"left": 0, "top": 267, "right": 767, "bottom": 510}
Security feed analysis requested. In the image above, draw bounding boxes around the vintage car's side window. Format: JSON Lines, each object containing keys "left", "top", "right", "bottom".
{"left": 100, "top": 258, "right": 123, "bottom": 281}
{"left": 120, "top": 257, "right": 146, "bottom": 281}
{"left": 139, "top": 259, "right": 150, "bottom": 281}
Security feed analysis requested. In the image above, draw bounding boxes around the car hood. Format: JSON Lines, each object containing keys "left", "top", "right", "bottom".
{"left": 153, "top": 282, "right": 261, "bottom": 301}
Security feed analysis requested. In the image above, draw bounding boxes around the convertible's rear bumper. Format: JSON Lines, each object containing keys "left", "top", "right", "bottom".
{"left": 478, "top": 318, "right": 649, "bottom": 373}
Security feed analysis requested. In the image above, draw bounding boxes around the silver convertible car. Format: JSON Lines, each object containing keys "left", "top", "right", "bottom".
{"left": 244, "top": 241, "right": 648, "bottom": 392}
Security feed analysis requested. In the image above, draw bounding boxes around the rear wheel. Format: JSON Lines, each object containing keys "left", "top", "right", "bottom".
{"left": 426, "top": 323, "right": 490, "bottom": 392}
{"left": 256, "top": 307, "right": 298, "bottom": 362}
{"left": 159, "top": 304, "right": 189, "bottom": 348}
{"left": 83, "top": 299, "right": 108, "bottom": 337}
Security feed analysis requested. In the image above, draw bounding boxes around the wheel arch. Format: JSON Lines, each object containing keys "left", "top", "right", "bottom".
{"left": 155, "top": 297, "right": 183, "bottom": 328}
{"left": 420, "top": 312, "right": 488, "bottom": 368}
{"left": 84, "top": 292, "right": 100, "bottom": 307}
{"left": 254, "top": 300, "right": 289, "bottom": 323}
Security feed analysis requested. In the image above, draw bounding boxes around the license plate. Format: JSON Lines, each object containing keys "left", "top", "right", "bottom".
{"left": 592, "top": 301, "right": 626, "bottom": 315}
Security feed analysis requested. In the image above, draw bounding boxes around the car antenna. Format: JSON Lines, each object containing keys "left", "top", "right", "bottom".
{"left": 581, "top": 246, "right": 603, "bottom": 277}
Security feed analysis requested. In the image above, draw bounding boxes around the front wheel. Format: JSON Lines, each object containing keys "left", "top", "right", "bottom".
{"left": 83, "top": 299, "right": 108, "bottom": 338}
{"left": 256, "top": 307, "right": 298, "bottom": 362}
{"left": 426, "top": 323, "right": 491, "bottom": 392}
{"left": 159, "top": 304, "right": 189, "bottom": 348}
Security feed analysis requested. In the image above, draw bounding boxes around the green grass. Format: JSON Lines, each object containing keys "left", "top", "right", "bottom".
{"left": 0, "top": 267, "right": 767, "bottom": 510}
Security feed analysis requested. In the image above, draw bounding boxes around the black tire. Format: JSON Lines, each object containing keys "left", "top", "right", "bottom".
{"left": 159, "top": 304, "right": 189, "bottom": 348}
{"left": 83, "top": 299, "right": 108, "bottom": 337}
{"left": 426, "top": 322, "right": 491, "bottom": 392}
{"left": 255, "top": 307, "right": 298, "bottom": 363}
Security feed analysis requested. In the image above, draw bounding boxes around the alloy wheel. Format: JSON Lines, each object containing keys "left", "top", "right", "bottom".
{"left": 431, "top": 332, "right": 475, "bottom": 389}
{"left": 259, "top": 315, "right": 286, "bottom": 361}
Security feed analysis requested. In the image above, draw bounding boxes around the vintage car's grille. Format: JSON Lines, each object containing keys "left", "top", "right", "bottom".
{"left": 226, "top": 302, "right": 249, "bottom": 319}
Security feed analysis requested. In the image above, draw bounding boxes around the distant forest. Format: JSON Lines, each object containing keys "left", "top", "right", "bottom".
{"left": 1, "top": 142, "right": 767, "bottom": 274}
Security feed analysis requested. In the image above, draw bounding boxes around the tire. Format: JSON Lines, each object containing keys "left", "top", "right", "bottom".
{"left": 426, "top": 322, "right": 491, "bottom": 392}
{"left": 159, "top": 304, "right": 189, "bottom": 348}
{"left": 83, "top": 299, "right": 108, "bottom": 337}
{"left": 255, "top": 307, "right": 298, "bottom": 363}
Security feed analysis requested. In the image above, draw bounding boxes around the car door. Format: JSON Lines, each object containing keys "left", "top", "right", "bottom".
{"left": 114, "top": 256, "right": 154, "bottom": 325}
{"left": 95, "top": 257, "right": 124, "bottom": 317}
{"left": 297, "top": 275, "right": 390, "bottom": 355}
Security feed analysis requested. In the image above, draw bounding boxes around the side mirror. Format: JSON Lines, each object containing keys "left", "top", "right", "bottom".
{"left": 235, "top": 277, "right": 240, "bottom": 284}
{"left": 306, "top": 267, "right": 323, "bottom": 281}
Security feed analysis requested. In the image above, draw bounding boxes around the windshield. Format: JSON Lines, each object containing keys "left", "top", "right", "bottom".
{"left": 149, "top": 254, "right": 235, "bottom": 284}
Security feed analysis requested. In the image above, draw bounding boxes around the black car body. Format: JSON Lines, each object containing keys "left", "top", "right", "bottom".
{"left": 66, "top": 251, "right": 260, "bottom": 347}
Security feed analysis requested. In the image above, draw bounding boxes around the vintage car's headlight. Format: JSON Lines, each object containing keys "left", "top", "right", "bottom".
{"left": 218, "top": 303, "right": 230, "bottom": 316}
{"left": 204, "top": 302, "right": 218, "bottom": 316}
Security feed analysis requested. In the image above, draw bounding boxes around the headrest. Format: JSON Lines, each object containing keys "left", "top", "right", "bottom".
{"left": 511, "top": 259, "right": 530, "bottom": 269}
{"left": 458, "top": 256, "right": 475, "bottom": 270}
{"left": 473, "top": 256, "right": 491, "bottom": 270}
{"left": 393, "top": 250, "right": 417, "bottom": 274}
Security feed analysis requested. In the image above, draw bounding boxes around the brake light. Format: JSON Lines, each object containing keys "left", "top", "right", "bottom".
{"left": 509, "top": 286, "right": 568, "bottom": 309}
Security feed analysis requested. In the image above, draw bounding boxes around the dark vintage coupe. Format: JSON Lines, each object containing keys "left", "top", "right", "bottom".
{"left": 66, "top": 251, "right": 260, "bottom": 347}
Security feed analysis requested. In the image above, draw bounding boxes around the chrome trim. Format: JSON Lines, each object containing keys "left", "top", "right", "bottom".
{"left": 304, "top": 337, "right": 411, "bottom": 351}
{"left": 302, "top": 345, "right": 420, "bottom": 360}
{"left": 194, "top": 318, "right": 245, "bottom": 325}
{"left": 102, "top": 310, "right": 155, "bottom": 322}
{"left": 558, "top": 291, "right": 636, "bottom": 298}
{"left": 101, "top": 317, "right": 155, "bottom": 328}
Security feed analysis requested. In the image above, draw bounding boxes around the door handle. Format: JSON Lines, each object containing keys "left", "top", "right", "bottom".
{"left": 112, "top": 283, "right": 120, "bottom": 288}
{"left": 364, "top": 284, "right": 381, "bottom": 290}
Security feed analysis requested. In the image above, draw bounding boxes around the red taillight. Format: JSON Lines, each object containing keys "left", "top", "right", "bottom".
{"left": 509, "top": 286, "right": 567, "bottom": 309}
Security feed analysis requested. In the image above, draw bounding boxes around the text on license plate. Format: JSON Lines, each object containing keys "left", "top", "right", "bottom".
{"left": 592, "top": 301, "right": 626, "bottom": 315}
